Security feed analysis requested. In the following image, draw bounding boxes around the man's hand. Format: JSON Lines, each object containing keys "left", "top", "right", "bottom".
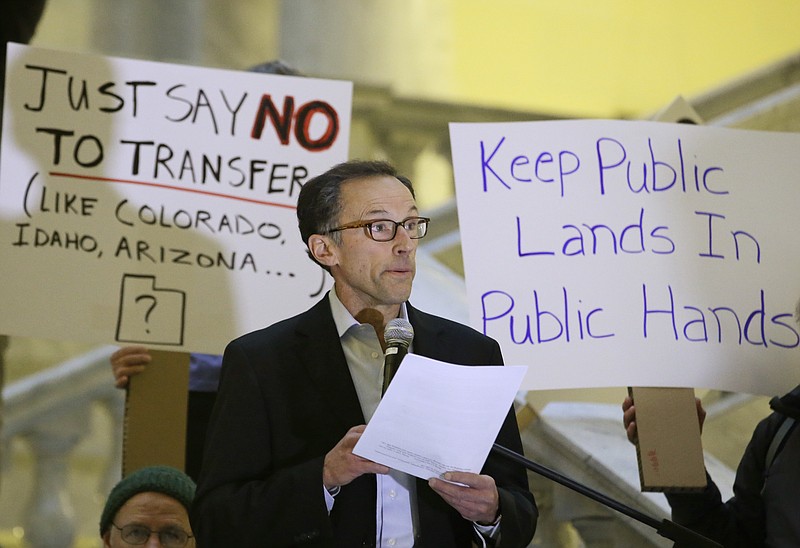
{"left": 323, "top": 425, "right": 390, "bottom": 490}
{"left": 110, "top": 345, "right": 151, "bottom": 388}
{"left": 622, "top": 395, "right": 707, "bottom": 445}
{"left": 622, "top": 396, "right": 639, "bottom": 444}
{"left": 428, "top": 471, "right": 500, "bottom": 525}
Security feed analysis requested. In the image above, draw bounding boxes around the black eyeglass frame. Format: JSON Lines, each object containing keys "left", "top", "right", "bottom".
{"left": 327, "top": 216, "right": 431, "bottom": 242}
{"left": 111, "top": 522, "right": 193, "bottom": 546}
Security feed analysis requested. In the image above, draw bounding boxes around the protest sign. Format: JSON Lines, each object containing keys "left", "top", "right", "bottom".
{"left": 0, "top": 44, "right": 351, "bottom": 354}
{"left": 450, "top": 119, "right": 800, "bottom": 396}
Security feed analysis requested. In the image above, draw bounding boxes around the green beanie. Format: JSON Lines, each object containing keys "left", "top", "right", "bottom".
{"left": 99, "top": 465, "right": 196, "bottom": 536}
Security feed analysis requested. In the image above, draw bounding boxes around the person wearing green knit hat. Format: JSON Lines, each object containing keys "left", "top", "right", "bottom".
{"left": 100, "top": 465, "right": 196, "bottom": 547}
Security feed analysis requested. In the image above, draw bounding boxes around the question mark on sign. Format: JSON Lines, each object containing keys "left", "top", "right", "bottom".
{"left": 135, "top": 294, "right": 157, "bottom": 333}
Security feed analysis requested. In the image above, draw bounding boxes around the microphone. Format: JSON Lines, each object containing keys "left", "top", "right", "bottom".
{"left": 381, "top": 318, "right": 414, "bottom": 396}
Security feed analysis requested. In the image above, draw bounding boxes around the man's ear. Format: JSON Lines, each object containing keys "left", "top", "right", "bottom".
{"left": 308, "top": 234, "right": 337, "bottom": 268}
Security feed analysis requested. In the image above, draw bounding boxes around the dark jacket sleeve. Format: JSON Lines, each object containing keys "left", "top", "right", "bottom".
{"left": 189, "top": 339, "right": 334, "bottom": 547}
{"left": 665, "top": 414, "right": 779, "bottom": 547}
{"left": 479, "top": 340, "right": 538, "bottom": 548}
{"left": 410, "top": 307, "right": 538, "bottom": 547}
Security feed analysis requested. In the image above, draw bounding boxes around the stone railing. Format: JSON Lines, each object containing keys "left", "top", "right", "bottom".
{"left": 1, "top": 348, "right": 743, "bottom": 548}
{"left": 517, "top": 399, "right": 736, "bottom": 547}
{"left": 2, "top": 345, "right": 122, "bottom": 548}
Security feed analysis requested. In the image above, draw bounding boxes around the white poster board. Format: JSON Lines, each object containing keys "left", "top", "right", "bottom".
{"left": 450, "top": 119, "right": 800, "bottom": 396}
{"left": 0, "top": 44, "right": 352, "bottom": 354}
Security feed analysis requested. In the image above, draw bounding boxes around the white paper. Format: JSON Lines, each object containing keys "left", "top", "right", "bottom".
{"left": 353, "top": 354, "right": 527, "bottom": 480}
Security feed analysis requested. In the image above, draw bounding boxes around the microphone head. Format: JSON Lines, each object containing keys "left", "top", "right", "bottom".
{"left": 384, "top": 318, "right": 414, "bottom": 349}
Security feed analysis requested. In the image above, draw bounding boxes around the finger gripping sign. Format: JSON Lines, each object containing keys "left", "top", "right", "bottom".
{"left": 450, "top": 119, "right": 800, "bottom": 397}
{"left": 0, "top": 43, "right": 352, "bottom": 354}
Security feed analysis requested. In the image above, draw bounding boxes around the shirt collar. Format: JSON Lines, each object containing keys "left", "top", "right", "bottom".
{"left": 328, "top": 288, "right": 409, "bottom": 338}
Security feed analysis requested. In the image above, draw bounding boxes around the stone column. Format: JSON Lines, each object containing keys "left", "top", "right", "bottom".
{"left": 22, "top": 406, "right": 91, "bottom": 548}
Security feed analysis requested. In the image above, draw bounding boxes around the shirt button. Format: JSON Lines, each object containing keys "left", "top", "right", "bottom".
{"left": 388, "top": 489, "right": 396, "bottom": 498}
{"left": 387, "top": 539, "right": 396, "bottom": 546}
{"left": 371, "top": 351, "right": 379, "bottom": 359}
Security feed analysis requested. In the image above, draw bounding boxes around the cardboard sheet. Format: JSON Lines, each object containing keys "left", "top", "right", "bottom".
{"left": 629, "top": 386, "right": 707, "bottom": 492}
{"left": 122, "top": 350, "right": 190, "bottom": 476}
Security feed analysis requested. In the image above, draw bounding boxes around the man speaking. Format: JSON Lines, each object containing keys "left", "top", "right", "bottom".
{"left": 191, "top": 160, "right": 538, "bottom": 546}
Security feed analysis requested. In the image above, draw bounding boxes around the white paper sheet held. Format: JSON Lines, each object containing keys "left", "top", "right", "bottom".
{"left": 353, "top": 354, "right": 527, "bottom": 480}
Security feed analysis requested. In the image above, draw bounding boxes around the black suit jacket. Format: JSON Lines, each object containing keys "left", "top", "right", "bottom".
{"left": 191, "top": 296, "right": 537, "bottom": 547}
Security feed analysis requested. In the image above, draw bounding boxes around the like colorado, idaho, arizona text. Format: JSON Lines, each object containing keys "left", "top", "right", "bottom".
{"left": 12, "top": 189, "right": 296, "bottom": 274}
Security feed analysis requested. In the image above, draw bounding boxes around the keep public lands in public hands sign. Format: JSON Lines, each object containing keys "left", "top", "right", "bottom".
{"left": 450, "top": 119, "right": 800, "bottom": 396}
{"left": 0, "top": 44, "right": 351, "bottom": 354}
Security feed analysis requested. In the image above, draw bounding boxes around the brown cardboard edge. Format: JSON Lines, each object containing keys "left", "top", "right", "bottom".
{"left": 122, "top": 350, "right": 190, "bottom": 477}
{"left": 628, "top": 386, "right": 707, "bottom": 493}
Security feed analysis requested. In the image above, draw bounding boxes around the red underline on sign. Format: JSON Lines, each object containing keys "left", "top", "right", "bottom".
{"left": 49, "top": 171, "right": 298, "bottom": 210}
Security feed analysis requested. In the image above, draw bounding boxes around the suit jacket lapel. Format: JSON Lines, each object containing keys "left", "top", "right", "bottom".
{"left": 407, "top": 303, "right": 445, "bottom": 362}
{"left": 295, "top": 296, "right": 366, "bottom": 427}
{"left": 293, "top": 300, "right": 443, "bottom": 429}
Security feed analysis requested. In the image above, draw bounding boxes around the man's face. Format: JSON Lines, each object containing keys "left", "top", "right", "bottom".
{"left": 322, "top": 175, "right": 418, "bottom": 315}
{"left": 103, "top": 492, "right": 194, "bottom": 547}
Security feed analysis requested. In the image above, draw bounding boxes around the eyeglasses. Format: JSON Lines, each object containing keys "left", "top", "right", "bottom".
{"left": 327, "top": 216, "right": 430, "bottom": 242}
{"left": 111, "top": 523, "right": 193, "bottom": 547}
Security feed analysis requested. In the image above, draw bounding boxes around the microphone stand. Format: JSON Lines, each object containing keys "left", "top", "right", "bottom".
{"left": 490, "top": 443, "right": 722, "bottom": 548}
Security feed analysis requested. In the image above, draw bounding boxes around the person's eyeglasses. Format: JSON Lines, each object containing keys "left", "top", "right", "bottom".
{"left": 327, "top": 216, "right": 430, "bottom": 242}
{"left": 111, "top": 523, "right": 193, "bottom": 547}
